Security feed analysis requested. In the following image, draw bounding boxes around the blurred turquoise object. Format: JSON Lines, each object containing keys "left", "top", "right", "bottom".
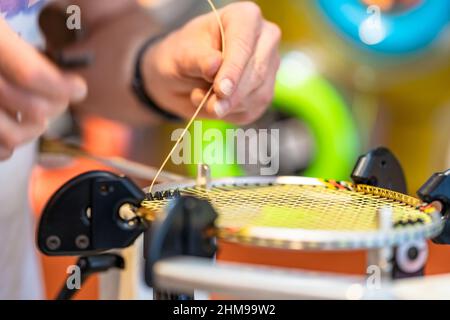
{"left": 317, "top": 0, "right": 450, "bottom": 54}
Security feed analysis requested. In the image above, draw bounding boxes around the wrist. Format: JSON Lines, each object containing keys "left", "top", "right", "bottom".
{"left": 141, "top": 39, "right": 162, "bottom": 105}
{"left": 132, "top": 34, "right": 180, "bottom": 121}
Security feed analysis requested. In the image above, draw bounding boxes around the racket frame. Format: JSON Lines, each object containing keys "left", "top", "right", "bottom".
{"left": 147, "top": 175, "right": 444, "bottom": 251}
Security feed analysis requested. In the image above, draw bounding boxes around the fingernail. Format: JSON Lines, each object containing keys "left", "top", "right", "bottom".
{"left": 214, "top": 100, "right": 231, "bottom": 118}
{"left": 219, "top": 78, "right": 234, "bottom": 97}
{"left": 69, "top": 76, "right": 88, "bottom": 102}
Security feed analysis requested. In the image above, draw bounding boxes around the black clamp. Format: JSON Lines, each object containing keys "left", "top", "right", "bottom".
{"left": 38, "top": 171, "right": 147, "bottom": 256}
{"left": 351, "top": 147, "right": 407, "bottom": 194}
{"left": 417, "top": 169, "right": 450, "bottom": 244}
{"left": 351, "top": 147, "right": 428, "bottom": 278}
{"left": 56, "top": 254, "right": 125, "bottom": 300}
{"left": 417, "top": 169, "right": 450, "bottom": 213}
{"left": 144, "top": 196, "right": 218, "bottom": 297}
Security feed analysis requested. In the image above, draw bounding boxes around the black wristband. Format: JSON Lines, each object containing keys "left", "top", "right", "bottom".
{"left": 132, "top": 34, "right": 181, "bottom": 122}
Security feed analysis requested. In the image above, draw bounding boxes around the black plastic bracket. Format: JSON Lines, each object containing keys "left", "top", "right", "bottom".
{"left": 392, "top": 240, "right": 428, "bottom": 279}
{"left": 351, "top": 147, "right": 427, "bottom": 279}
{"left": 351, "top": 147, "right": 407, "bottom": 194}
{"left": 56, "top": 253, "right": 125, "bottom": 300}
{"left": 417, "top": 169, "right": 450, "bottom": 244}
{"left": 38, "top": 171, "right": 147, "bottom": 256}
{"left": 417, "top": 169, "right": 450, "bottom": 213}
{"left": 144, "top": 196, "right": 218, "bottom": 290}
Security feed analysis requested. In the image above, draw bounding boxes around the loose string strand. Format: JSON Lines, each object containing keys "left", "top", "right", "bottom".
{"left": 148, "top": 0, "right": 225, "bottom": 193}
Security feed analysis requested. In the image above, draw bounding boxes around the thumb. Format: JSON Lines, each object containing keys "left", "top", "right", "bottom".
{"left": 177, "top": 48, "right": 223, "bottom": 83}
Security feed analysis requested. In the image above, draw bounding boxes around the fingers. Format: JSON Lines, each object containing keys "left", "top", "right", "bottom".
{"left": 0, "top": 109, "right": 45, "bottom": 160}
{"left": 227, "top": 20, "right": 280, "bottom": 105}
{"left": 63, "top": 73, "right": 89, "bottom": 103}
{"left": 190, "top": 88, "right": 220, "bottom": 118}
{"left": 0, "top": 110, "right": 21, "bottom": 159}
{"left": 165, "top": 19, "right": 223, "bottom": 82}
{"left": 223, "top": 65, "right": 278, "bottom": 125}
{"left": 0, "top": 21, "right": 87, "bottom": 158}
{"left": 213, "top": 2, "right": 264, "bottom": 98}
{"left": 208, "top": 20, "right": 281, "bottom": 121}
{"left": 0, "top": 76, "right": 60, "bottom": 121}
{"left": 139, "top": 1, "right": 279, "bottom": 123}
{"left": 0, "top": 20, "right": 87, "bottom": 103}
{"left": 0, "top": 70, "right": 82, "bottom": 160}
{"left": 176, "top": 45, "right": 223, "bottom": 83}
{"left": 190, "top": 55, "right": 278, "bottom": 124}
{"left": 190, "top": 19, "right": 280, "bottom": 116}
{"left": 191, "top": 88, "right": 208, "bottom": 107}
{"left": 228, "top": 48, "right": 280, "bottom": 116}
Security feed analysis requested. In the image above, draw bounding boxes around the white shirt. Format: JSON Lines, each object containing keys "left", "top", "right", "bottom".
{"left": 0, "top": 0, "right": 46, "bottom": 300}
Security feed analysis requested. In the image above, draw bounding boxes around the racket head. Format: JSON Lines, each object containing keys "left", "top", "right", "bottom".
{"left": 142, "top": 176, "right": 444, "bottom": 250}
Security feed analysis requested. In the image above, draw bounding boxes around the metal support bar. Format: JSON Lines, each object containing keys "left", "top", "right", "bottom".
{"left": 153, "top": 256, "right": 380, "bottom": 300}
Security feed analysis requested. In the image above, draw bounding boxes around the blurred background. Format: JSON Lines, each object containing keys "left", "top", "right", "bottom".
{"left": 31, "top": 0, "right": 450, "bottom": 299}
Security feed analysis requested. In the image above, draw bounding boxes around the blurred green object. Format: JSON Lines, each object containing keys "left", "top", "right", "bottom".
{"left": 186, "top": 52, "right": 360, "bottom": 180}
{"left": 273, "top": 52, "right": 360, "bottom": 180}
{"left": 186, "top": 119, "right": 246, "bottom": 178}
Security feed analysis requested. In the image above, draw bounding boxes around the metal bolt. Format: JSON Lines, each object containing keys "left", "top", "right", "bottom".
{"left": 196, "top": 163, "right": 211, "bottom": 189}
{"left": 100, "top": 184, "right": 114, "bottom": 196}
{"left": 367, "top": 206, "right": 394, "bottom": 283}
{"left": 75, "top": 235, "right": 90, "bottom": 249}
{"left": 407, "top": 246, "right": 419, "bottom": 260}
{"left": 46, "top": 235, "right": 61, "bottom": 250}
{"left": 377, "top": 206, "right": 393, "bottom": 231}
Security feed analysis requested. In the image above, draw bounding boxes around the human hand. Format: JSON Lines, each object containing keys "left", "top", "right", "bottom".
{"left": 142, "top": 2, "right": 281, "bottom": 125}
{"left": 0, "top": 18, "right": 87, "bottom": 160}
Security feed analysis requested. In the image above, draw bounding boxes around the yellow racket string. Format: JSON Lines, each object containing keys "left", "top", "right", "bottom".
{"left": 139, "top": 183, "right": 435, "bottom": 233}
{"left": 148, "top": 0, "right": 226, "bottom": 193}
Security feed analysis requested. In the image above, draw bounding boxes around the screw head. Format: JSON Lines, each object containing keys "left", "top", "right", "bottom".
{"left": 99, "top": 184, "right": 114, "bottom": 196}
{"left": 75, "top": 235, "right": 90, "bottom": 249}
{"left": 46, "top": 235, "right": 61, "bottom": 250}
{"left": 407, "top": 246, "right": 419, "bottom": 260}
